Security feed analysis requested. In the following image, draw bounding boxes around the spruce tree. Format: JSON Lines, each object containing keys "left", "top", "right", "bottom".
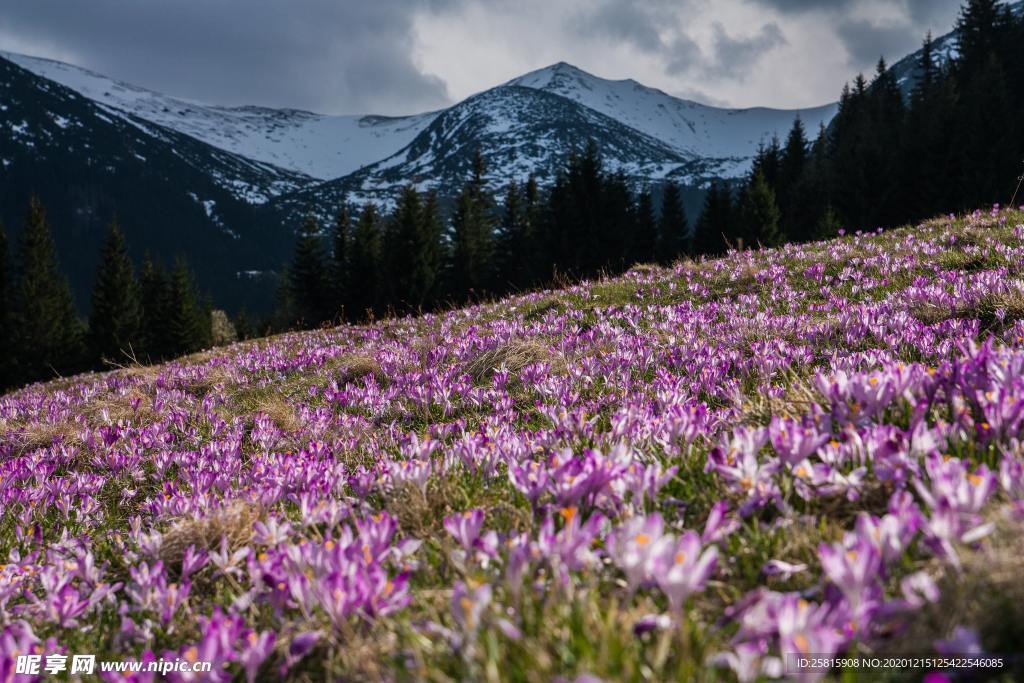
{"left": 381, "top": 187, "right": 421, "bottom": 310}
{"left": 693, "top": 182, "right": 733, "bottom": 256}
{"left": 631, "top": 189, "right": 658, "bottom": 265}
{"left": 949, "top": 1, "right": 1016, "bottom": 209}
{"left": 902, "top": 32, "right": 949, "bottom": 217}
{"left": 417, "top": 191, "right": 446, "bottom": 309}
{"left": 11, "top": 197, "right": 84, "bottom": 384}
{"left": 866, "top": 58, "right": 905, "bottom": 227}
{"left": 289, "top": 214, "right": 332, "bottom": 327}
{"left": 382, "top": 185, "right": 442, "bottom": 311}
{"left": 737, "top": 170, "right": 783, "bottom": 248}
{"left": 828, "top": 76, "right": 873, "bottom": 229}
{"left": 448, "top": 150, "right": 496, "bottom": 299}
{"left": 331, "top": 204, "right": 351, "bottom": 315}
{"left": 521, "top": 175, "right": 542, "bottom": 286}
{"left": 88, "top": 220, "right": 142, "bottom": 365}
{"left": 165, "top": 258, "right": 206, "bottom": 357}
{"left": 658, "top": 182, "right": 688, "bottom": 263}
{"left": 496, "top": 180, "right": 526, "bottom": 291}
{"left": 138, "top": 256, "right": 171, "bottom": 361}
{"left": 599, "top": 171, "right": 634, "bottom": 273}
{"left": 349, "top": 204, "right": 383, "bottom": 319}
{"left": 778, "top": 117, "right": 809, "bottom": 235}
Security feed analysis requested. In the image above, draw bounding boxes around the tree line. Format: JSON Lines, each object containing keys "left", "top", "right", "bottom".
{"left": 0, "top": 197, "right": 227, "bottom": 391}
{"left": 276, "top": 146, "right": 696, "bottom": 327}
{"left": 692, "top": 0, "right": 1024, "bottom": 252}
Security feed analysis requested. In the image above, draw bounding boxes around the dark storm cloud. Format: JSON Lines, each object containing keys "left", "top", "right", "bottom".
{"left": 706, "top": 22, "right": 787, "bottom": 78}
{"left": 574, "top": 1, "right": 785, "bottom": 82}
{"left": 744, "top": 0, "right": 861, "bottom": 13}
{"left": 835, "top": 19, "right": 919, "bottom": 67}
{"left": 0, "top": 0, "right": 455, "bottom": 115}
{"left": 747, "top": 0, "right": 960, "bottom": 22}
{"left": 574, "top": 1, "right": 667, "bottom": 53}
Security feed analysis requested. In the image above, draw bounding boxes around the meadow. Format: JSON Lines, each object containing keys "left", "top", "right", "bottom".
{"left": 3, "top": 207, "right": 1024, "bottom": 681}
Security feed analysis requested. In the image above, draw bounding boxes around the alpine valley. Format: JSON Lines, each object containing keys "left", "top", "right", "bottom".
{"left": 0, "top": 9, "right": 994, "bottom": 312}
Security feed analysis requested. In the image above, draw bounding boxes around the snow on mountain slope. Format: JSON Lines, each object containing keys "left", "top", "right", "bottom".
{"left": 508, "top": 62, "right": 837, "bottom": 170}
{"left": 269, "top": 84, "right": 720, "bottom": 224}
{"left": 1, "top": 51, "right": 439, "bottom": 181}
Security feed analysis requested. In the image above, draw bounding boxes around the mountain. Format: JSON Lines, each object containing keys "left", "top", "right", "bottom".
{"left": 507, "top": 62, "right": 836, "bottom": 170}
{"left": 0, "top": 51, "right": 439, "bottom": 183}
{"left": 0, "top": 56, "right": 295, "bottom": 312}
{"left": 269, "top": 84, "right": 701, "bottom": 222}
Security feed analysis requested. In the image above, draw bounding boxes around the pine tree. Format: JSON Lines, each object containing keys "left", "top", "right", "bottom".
{"left": 448, "top": 150, "right": 496, "bottom": 299}
{"left": 138, "top": 256, "right": 171, "bottom": 361}
{"left": 521, "top": 175, "right": 542, "bottom": 286}
{"left": 737, "top": 170, "right": 783, "bottom": 248}
{"left": 417, "top": 190, "right": 446, "bottom": 309}
{"left": 949, "top": 1, "right": 1016, "bottom": 209}
{"left": 573, "top": 141, "right": 605, "bottom": 275}
{"left": 955, "top": 0, "right": 1012, "bottom": 77}
{"left": 288, "top": 214, "right": 332, "bottom": 327}
{"left": 380, "top": 186, "right": 445, "bottom": 312}
{"left": 778, "top": 117, "right": 810, "bottom": 236}
{"left": 828, "top": 76, "right": 873, "bottom": 229}
{"left": 693, "top": 182, "right": 733, "bottom": 256}
{"left": 331, "top": 204, "right": 351, "bottom": 316}
{"left": 657, "top": 182, "right": 688, "bottom": 262}
{"left": 381, "top": 186, "right": 422, "bottom": 310}
{"left": 866, "top": 58, "right": 905, "bottom": 227}
{"left": 88, "top": 220, "right": 142, "bottom": 365}
{"left": 496, "top": 180, "right": 526, "bottom": 291}
{"left": 349, "top": 204, "right": 383, "bottom": 320}
{"left": 749, "top": 137, "right": 782, "bottom": 193}
{"left": 11, "top": 196, "right": 84, "bottom": 384}
{"left": 0, "top": 222, "right": 12, "bottom": 389}
{"left": 902, "top": 32, "right": 949, "bottom": 217}
{"left": 165, "top": 258, "right": 206, "bottom": 356}
{"left": 599, "top": 171, "right": 634, "bottom": 273}
{"left": 631, "top": 189, "right": 658, "bottom": 265}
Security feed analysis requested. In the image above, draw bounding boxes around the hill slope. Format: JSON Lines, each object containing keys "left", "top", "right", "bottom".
{"left": 3, "top": 207, "right": 1024, "bottom": 679}
{"left": 0, "top": 56, "right": 300, "bottom": 312}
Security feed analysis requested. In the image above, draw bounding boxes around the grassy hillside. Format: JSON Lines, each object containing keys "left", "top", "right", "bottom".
{"left": 3, "top": 207, "right": 1024, "bottom": 681}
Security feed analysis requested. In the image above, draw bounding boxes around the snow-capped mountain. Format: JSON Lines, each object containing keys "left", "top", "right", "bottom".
{"left": 271, "top": 83, "right": 702, "bottom": 220}
{"left": 2, "top": 52, "right": 833, "bottom": 207}
{"left": 0, "top": 51, "right": 438, "bottom": 182}
{"left": 0, "top": 56, "right": 292, "bottom": 312}
{"left": 508, "top": 62, "right": 836, "bottom": 171}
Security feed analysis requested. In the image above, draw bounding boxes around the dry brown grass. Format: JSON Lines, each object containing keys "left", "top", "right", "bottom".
{"left": 254, "top": 394, "right": 301, "bottom": 433}
{"left": 330, "top": 353, "right": 383, "bottom": 384}
{"left": 910, "top": 285, "right": 1024, "bottom": 331}
{"left": 1, "top": 420, "right": 81, "bottom": 455}
{"left": 464, "top": 339, "right": 553, "bottom": 384}
{"left": 738, "top": 372, "right": 823, "bottom": 424}
{"left": 80, "top": 388, "right": 155, "bottom": 426}
{"left": 160, "top": 500, "right": 262, "bottom": 571}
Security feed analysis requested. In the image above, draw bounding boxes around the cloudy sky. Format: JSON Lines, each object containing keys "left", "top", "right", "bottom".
{"left": 0, "top": 0, "right": 963, "bottom": 115}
